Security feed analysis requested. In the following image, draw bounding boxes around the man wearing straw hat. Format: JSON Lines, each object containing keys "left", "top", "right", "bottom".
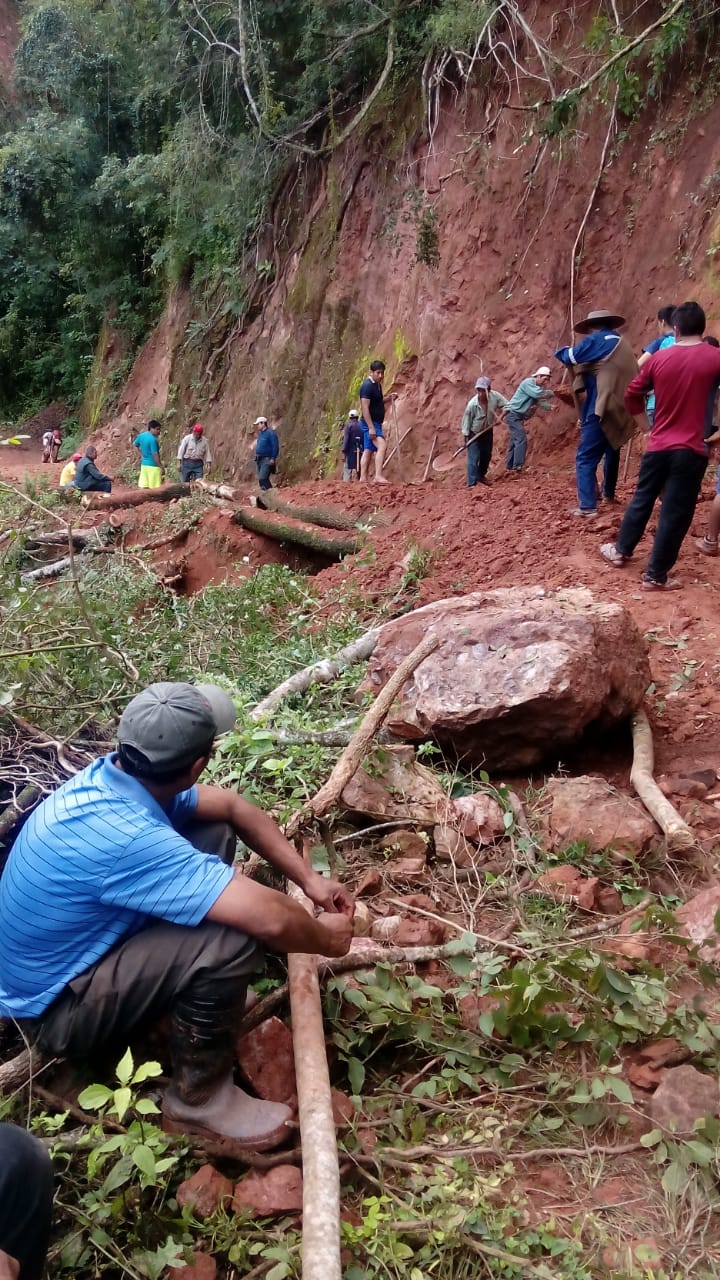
{"left": 555, "top": 308, "right": 637, "bottom": 517}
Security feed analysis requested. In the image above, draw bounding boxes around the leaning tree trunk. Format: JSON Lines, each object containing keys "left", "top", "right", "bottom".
{"left": 233, "top": 508, "right": 363, "bottom": 557}
{"left": 256, "top": 490, "right": 361, "bottom": 531}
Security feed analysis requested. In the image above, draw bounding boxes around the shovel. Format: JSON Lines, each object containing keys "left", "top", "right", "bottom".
{"left": 431, "top": 423, "right": 494, "bottom": 473}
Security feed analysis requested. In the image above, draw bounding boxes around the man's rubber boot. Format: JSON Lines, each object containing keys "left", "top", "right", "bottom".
{"left": 162, "top": 990, "right": 293, "bottom": 1153}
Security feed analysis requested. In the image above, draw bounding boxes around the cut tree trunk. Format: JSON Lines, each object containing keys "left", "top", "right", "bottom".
{"left": 256, "top": 490, "right": 360, "bottom": 531}
{"left": 83, "top": 484, "right": 191, "bottom": 510}
{"left": 233, "top": 508, "right": 363, "bottom": 557}
{"left": 288, "top": 873, "right": 342, "bottom": 1280}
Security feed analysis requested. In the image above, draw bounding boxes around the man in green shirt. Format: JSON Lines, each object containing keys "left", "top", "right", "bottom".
{"left": 461, "top": 376, "right": 509, "bottom": 487}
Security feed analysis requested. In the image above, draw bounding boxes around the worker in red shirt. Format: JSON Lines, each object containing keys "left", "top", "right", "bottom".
{"left": 600, "top": 300, "right": 720, "bottom": 590}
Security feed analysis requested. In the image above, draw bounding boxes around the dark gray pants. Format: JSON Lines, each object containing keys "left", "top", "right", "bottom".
{"left": 28, "top": 821, "right": 263, "bottom": 1059}
{"left": 0, "top": 1125, "right": 54, "bottom": 1280}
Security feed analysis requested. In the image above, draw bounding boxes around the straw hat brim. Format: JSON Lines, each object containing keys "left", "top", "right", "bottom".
{"left": 574, "top": 312, "right": 626, "bottom": 334}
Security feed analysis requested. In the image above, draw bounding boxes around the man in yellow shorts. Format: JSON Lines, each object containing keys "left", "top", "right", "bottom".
{"left": 133, "top": 419, "right": 163, "bottom": 488}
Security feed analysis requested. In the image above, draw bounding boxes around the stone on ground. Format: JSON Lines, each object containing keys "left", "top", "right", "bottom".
{"left": 232, "top": 1165, "right": 303, "bottom": 1216}
{"left": 341, "top": 745, "right": 450, "bottom": 822}
{"left": 650, "top": 1064, "right": 720, "bottom": 1134}
{"left": 540, "top": 775, "right": 657, "bottom": 858}
{"left": 676, "top": 885, "right": 720, "bottom": 964}
{"left": 176, "top": 1165, "right": 233, "bottom": 1217}
{"left": 236, "top": 1016, "right": 297, "bottom": 1105}
{"left": 362, "top": 587, "right": 649, "bottom": 768}
{"left": 167, "top": 1253, "right": 217, "bottom": 1280}
{"left": 535, "top": 865, "right": 599, "bottom": 910}
{"left": 452, "top": 792, "right": 505, "bottom": 844}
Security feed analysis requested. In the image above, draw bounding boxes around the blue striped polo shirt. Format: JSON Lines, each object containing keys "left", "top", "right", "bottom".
{"left": 0, "top": 756, "right": 234, "bottom": 1018}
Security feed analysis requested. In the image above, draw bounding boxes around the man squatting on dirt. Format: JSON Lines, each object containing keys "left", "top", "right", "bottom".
{"left": 0, "top": 683, "right": 355, "bottom": 1154}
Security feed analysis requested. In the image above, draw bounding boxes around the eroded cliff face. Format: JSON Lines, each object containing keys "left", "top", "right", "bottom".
{"left": 99, "top": 5, "right": 720, "bottom": 482}
{"left": 0, "top": 0, "right": 18, "bottom": 102}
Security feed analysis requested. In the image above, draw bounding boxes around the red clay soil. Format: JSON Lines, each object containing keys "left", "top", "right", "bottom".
{"left": 5, "top": 434, "right": 720, "bottom": 794}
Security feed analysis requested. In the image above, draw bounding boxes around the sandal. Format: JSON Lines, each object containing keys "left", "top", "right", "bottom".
{"left": 600, "top": 543, "right": 628, "bottom": 567}
{"left": 696, "top": 536, "right": 718, "bottom": 557}
{"left": 641, "top": 576, "right": 682, "bottom": 592}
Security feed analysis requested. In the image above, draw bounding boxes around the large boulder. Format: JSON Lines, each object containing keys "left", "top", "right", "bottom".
{"left": 362, "top": 588, "right": 649, "bottom": 769}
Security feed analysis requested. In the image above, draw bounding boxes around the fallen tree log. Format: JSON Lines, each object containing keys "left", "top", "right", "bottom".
{"left": 630, "top": 707, "right": 695, "bottom": 852}
{"left": 20, "top": 554, "right": 75, "bottom": 584}
{"left": 25, "top": 529, "right": 102, "bottom": 550}
{"left": 288, "top": 867, "right": 342, "bottom": 1280}
{"left": 83, "top": 483, "right": 191, "bottom": 511}
{"left": 233, "top": 507, "right": 363, "bottom": 558}
{"left": 285, "top": 633, "right": 438, "bottom": 839}
{"left": 257, "top": 490, "right": 360, "bottom": 532}
{"left": 251, "top": 630, "right": 380, "bottom": 722}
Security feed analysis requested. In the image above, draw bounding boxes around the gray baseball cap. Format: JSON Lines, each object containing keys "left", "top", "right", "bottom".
{"left": 475, "top": 375, "right": 491, "bottom": 390}
{"left": 118, "top": 681, "right": 237, "bottom": 770}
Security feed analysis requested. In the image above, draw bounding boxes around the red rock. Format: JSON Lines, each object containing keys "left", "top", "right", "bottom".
{"left": 176, "top": 1165, "right": 233, "bottom": 1217}
{"left": 595, "top": 884, "right": 623, "bottom": 915}
{"left": 536, "top": 865, "right": 598, "bottom": 910}
{"left": 451, "top": 793, "right": 505, "bottom": 845}
{"left": 638, "top": 1037, "right": 690, "bottom": 1068}
{"left": 236, "top": 1017, "right": 297, "bottom": 1105}
{"left": 331, "top": 1089, "right": 355, "bottom": 1129}
{"left": 167, "top": 1252, "right": 217, "bottom": 1280}
{"left": 542, "top": 775, "right": 657, "bottom": 859}
{"left": 341, "top": 747, "right": 449, "bottom": 823}
{"left": 379, "top": 829, "right": 428, "bottom": 859}
{"left": 370, "top": 915, "right": 401, "bottom": 941}
{"left": 676, "top": 886, "right": 720, "bottom": 964}
{"left": 597, "top": 934, "right": 650, "bottom": 969}
{"left": 395, "top": 892, "right": 437, "bottom": 912}
{"left": 433, "top": 823, "right": 475, "bottom": 867}
{"left": 393, "top": 916, "right": 446, "bottom": 946}
{"left": 361, "top": 589, "right": 650, "bottom": 769}
{"left": 357, "top": 1126, "right": 378, "bottom": 1155}
{"left": 626, "top": 1062, "right": 663, "bottom": 1091}
{"left": 351, "top": 900, "right": 372, "bottom": 937}
{"left": 356, "top": 868, "right": 383, "bottom": 897}
{"left": 601, "top": 1238, "right": 662, "bottom": 1275}
{"left": 386, "top": 855, "right": 427, "bottom": 878}
{"left": 650, "top": 1064, "right": 720, "bottom": 1135}
{"left": 232, "top": 1165, "right": 303, "bottom": 1216}
{"left": 458, "top": 993, "right": 501, "bottom": 1031}
{"left": 658, "top": 775, "right": 708, "bottom": 799}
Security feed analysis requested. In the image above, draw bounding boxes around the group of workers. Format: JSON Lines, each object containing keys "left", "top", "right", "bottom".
{"left": 47, "top": 417, "right": 282, "bottom": 495}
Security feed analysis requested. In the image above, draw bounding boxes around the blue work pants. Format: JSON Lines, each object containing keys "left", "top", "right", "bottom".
{"left": 576, "top": 413, "right": 619, "bottom": 511}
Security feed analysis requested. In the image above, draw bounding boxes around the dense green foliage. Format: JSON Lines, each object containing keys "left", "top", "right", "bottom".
{"left": 0, "top": 0, "right": 433, "bottom": 415}
{"left": 2, "top": 0, "right": 718, "bottom": 417}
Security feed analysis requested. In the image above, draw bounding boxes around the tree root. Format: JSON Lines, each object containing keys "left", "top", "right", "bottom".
{"left": 630, "top": 707, "right": 695, "bottom": 852}
{"left": 251, "top": 630, "right": 380, "bottom": 722}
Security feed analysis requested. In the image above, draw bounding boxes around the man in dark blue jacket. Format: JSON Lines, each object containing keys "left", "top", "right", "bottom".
{"left": 555, "top": 308, "right": 629, "bottom": 517}
{"left": 253, "top": 416, "right": 280, "bottom": 490}
{"left": 74, "top": 446, "right": 112, "bottom": 494}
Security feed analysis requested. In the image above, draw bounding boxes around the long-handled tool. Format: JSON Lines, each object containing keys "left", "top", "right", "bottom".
{"left": 431, "top": 422, "right": 494, "bottom": 473}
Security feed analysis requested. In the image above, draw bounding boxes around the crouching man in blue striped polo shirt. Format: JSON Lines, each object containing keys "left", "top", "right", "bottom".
{"left": 0, "top": 682, "right": 355, "bottom": 1154}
